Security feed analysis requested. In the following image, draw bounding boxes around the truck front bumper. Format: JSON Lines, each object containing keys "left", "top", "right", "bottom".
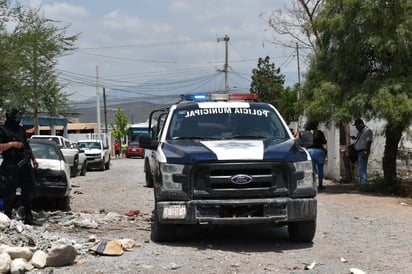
{"left": 156, "top": 198, "right": 317, "bottom": 225}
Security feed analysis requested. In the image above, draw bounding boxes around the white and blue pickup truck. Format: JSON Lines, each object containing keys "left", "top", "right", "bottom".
{"left": 139, "top": 93, "right": 317, "bottom": 243}
{"left": 77, "top": 140, "right": 110, "bottom": 171}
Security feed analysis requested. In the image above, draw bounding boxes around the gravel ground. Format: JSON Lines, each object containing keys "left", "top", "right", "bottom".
{"left": 29, "top": 158, "right": 412, "bottom": 274}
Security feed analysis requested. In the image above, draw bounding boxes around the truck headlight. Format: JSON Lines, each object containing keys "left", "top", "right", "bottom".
{"left": 294, "top": 160, "right": 314, "bottom": 188}
{"left": 160, "top": 163, "right": 184, "bottom": 190}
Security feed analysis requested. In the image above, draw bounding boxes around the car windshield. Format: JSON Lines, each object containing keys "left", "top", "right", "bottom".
{"left": 78, "top": 142, "right": 101, "bottom": 149}
{"left": 167, "top": 103, "right": 289, "bottom": 140}
{"left": 31, "top": 143, "right": 60, "bottom": 160}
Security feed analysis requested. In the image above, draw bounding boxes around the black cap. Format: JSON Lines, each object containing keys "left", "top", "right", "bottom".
{"left": 353, "top": 118, "right": 364, "bottom": 126}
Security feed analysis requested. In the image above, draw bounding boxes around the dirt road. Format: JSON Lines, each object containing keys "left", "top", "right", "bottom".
{"left": 43, "top": 158, "right": 412, "bottom": 273}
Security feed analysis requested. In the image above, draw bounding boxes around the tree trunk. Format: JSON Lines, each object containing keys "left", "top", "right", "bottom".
{"left": 342, "top": 121, "right": 355, "bottom": 182}
{"left": 382, "top": 123, "right": 403, "bottom": 183}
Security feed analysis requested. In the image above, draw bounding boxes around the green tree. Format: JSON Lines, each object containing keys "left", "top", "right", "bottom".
{"left": 0, "top": 2, "right": 78, "bottom": 132}
{"left": 305, "top": 0, "right": 412, "bottom": 183}
{"left": 250, "top": 56, "right": 299, "bottom": 123}
{"left": 278, "top": 84, "right": 301, "bottom": 124}
{"left": 250, "top": 56, "right": 285, "bottom": 104}
{"left": 111, "top": 108, "right": 129, "bottom": 144}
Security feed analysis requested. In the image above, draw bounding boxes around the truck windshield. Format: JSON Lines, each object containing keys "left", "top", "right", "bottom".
{"left": 167, "top": 104, "right": 289, "bottom": 140}
{"left": 78, "top": 142, "right": 101, "bottom": 149}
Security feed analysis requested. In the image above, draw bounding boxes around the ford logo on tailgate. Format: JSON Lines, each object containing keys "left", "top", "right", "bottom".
{"left": 230, "top": 174, "right": 252, "bottom": 185}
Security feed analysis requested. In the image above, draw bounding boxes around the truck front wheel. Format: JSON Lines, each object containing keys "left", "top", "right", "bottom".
{"left": 99, "top": 158, "right": 105, "bottom": 171}
{"left": 105, "top": 156, "right": 111, "bottom": 170}
{"left": 145, "top": 159, "right": 154, "bottom": 187}
{"left": 288, "top": 220, "right": 316, "bottom": 242}
{"left": 151, "top": 210, "right": 176, "bottom": 242}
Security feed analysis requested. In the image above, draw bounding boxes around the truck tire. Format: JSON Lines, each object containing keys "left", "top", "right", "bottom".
{"left": 288, "top": 220, "right": 316, "bottom": 242}
{"left": 55, "top": 196, "right": 71, "bottom": 212}
{"left": 145, "top": 159, "right": 154, "bottom": 187}
{"left": 99, "top": 158, "right": 105, "bottom": 171}
{"left": 151, "top": 210, "right": 176, "bottom": 242}
{"left": 80, "top": 161, "right": 87, "bottom": 176}
{"left": 105, "top": 157, "right": 111, "bottom": 170}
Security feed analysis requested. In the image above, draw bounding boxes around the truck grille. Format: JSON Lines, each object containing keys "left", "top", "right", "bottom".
{"left": 192, "top": 162, "right": 288, "bottom": 198}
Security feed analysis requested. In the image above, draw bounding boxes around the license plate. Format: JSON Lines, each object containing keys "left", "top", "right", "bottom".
{"left": 163, "top": 205, "right": 186, "bottom": 219}
{"left": 132, "top": 148, "right": 137, "bottom": 151}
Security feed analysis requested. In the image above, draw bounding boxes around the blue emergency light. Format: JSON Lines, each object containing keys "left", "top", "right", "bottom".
{"left": 180, "top": 94, "right": 210, "bottom": 101}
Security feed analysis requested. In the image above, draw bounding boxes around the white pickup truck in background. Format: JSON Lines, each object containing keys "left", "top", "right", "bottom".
{"left": 77, "top": 140, "right": 110, "bottom": 171}
{"left": 30, "top": 135, "right": 86, "bottom": 177}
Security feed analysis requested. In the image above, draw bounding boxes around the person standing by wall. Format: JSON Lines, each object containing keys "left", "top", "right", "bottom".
{"left": 305, "top": 121, "right": 327, "bottom": 190}
{"left": 351, "top": 119, "right": 373, "bottom": 185}
{"left": 0, "top": 108, "right": 38, "bottom": 224}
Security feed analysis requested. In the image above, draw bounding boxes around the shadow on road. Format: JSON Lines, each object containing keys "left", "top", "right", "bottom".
{"left": 158, "top": 224, "right": 314, "bottom": 253}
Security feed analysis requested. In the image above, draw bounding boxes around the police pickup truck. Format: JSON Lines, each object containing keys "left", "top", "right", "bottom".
{"left": 139, "top": 93, "right": 317, "bottom": 242}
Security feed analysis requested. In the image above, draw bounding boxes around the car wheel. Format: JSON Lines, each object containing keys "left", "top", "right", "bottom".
{"left": 105, "top": 157, "right": 111, "bottom": 170}
{"left": 80, "top": 162, "right": 87, "bottom": 176}
{"left": 288, "top": 220, "right": 316, "bottom": 242}
{"left": 145, "top": 159, "right": 154, "bottom": 187}
{"left": 151, "top": 209, "right": 176, "bottom": 242}
{"left": 55, "top": 196, "right": 71, "bottom": 212}
{"left": 100, "top": 158, "right": 105, "bottom": 171}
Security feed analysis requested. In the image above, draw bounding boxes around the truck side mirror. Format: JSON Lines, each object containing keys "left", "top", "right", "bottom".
{"left": 139, "top": 133, "right": 158, "bottom": 150}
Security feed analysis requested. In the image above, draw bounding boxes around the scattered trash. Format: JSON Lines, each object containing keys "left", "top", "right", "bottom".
{"left": 125, "top": 210, "right": 140, "bottom": 217}
{"left": 89, "top": 240, "right": 124, "bottom": 256}
{"left": 341, "top": 257, "right": 348, "bottom": 263}
{"left": 350, "top": 267, "right": 366, "bottom": 274}
{"left": 304, "top": 261, "right": 316, "bottom": 270}
{"left": 400, "top": 202, "right": 407, "bottom": 206}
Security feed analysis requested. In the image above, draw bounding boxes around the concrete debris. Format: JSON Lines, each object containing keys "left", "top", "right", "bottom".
{"left": 46, "top": 242, "right": 77, "bottom": 267}
{"left": 10, "top": 257, "right": 27, "bottom": 274}
{"left": 115, "top": 238, "right": 138, "bottom": 251}
{"left": 31, "top": 250, "right": 47, "bottom": 269}
{"left": 0, "top": 213, "right": 11, "bottom": 230}
{"left": 4, "top": 246, "right": 33, "bottom": 260}
{"left": 0, "top": 252, "right": 12, "bottom": 273}
{"left": 0, "top": 210, "right": 139, "bottom": 272}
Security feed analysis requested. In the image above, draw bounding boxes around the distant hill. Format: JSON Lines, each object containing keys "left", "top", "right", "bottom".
{"left": 72, "top": 100, "right": 172, "bottom": 125}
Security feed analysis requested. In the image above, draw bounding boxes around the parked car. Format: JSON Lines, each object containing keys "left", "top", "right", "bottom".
{"left": 29, "top": 139, "right": 72, "bottom": 211}
{"left": 125, "top": 142, "right": 144, "bottom": 158}
{"left": 31, "top": 135, "right": 80, "bottom": 178}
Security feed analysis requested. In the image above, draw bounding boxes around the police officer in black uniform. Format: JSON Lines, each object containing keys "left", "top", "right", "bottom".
{"left": 0, "top": 108, "right": 38, "bottom": 224}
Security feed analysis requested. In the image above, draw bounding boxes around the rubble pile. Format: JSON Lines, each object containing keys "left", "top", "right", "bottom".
{"left": 0, "top": 211, "right": 139, "bottom": 273}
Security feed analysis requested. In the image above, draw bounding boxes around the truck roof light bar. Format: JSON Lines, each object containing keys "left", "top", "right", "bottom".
{"left": 210, "top": 93, "right": 229, "bottom": 101}
{"left": 229, "top": 93, "right": 259, "bottom": 101}
{"left": 180, "top": 94, "right": 210, "bottom": 101}
{"left": 180, "top": 93, "right": 259, "bottom": 102}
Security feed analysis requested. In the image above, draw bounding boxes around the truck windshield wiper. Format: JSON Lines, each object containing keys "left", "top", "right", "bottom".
{"left": 230, "top": 135, "right": 267, "bottom": 139}
{"left": 174, "top": 136, "right": 219, "bottom": 140}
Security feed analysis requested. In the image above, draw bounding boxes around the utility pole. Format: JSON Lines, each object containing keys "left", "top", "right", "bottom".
{"left": 296, "top": 42, "right": 301, "bottom": 87}
{"left": 103, "top": 87, "right": 108, "bottom": 146}
{"left": 96, "top": 65, "right": 101, "bottom": 139}
{"left": 217, "top": 35, "right": 230, "bottom": 93}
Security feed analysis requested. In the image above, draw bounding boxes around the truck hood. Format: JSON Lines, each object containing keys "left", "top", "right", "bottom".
{"left": 82, "top": 148, "right": 102, "bottom": 154}
{"left": 162, "top": 139, "right": 308, "bottom": 164}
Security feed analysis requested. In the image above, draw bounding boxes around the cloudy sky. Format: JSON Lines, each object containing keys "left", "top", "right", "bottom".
{"left": 19, "top": 0, "right": 306, "bottom": 103}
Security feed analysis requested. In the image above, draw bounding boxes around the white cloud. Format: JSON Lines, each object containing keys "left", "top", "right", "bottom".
{"left": 29, "top": 1, "right": 89, "bottom": 21}
{"left": 19, "top": 0, "right": 302, "bottom": 101}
